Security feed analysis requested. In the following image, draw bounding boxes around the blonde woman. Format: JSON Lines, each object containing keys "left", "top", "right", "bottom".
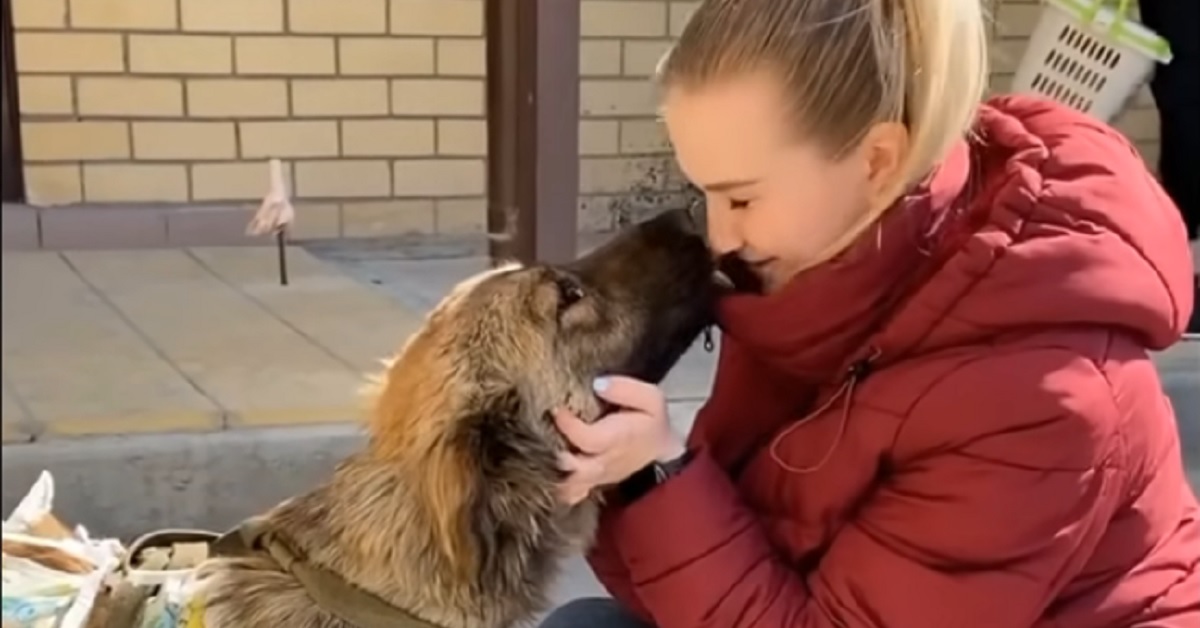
{"left": 546, "top": 0, "right": 1199, "bottom": 626}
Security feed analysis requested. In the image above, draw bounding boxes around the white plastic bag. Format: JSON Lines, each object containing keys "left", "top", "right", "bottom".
{"left": 2, "top": 471, "right": 124, "bottom": 628}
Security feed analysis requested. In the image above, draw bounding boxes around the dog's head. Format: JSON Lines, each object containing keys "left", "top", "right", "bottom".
{"left": 366, "top": 207, "right": 718, "bottom": 576}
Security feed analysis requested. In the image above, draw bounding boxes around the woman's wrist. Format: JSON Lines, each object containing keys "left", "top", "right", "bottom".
{"left": 654, "top": 430, "right": 688, "bottom": 463}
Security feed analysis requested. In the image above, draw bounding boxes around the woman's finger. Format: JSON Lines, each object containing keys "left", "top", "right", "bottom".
{"left": 553, "top": 407, "right": 610, "bottom": 454}
{"left": 592, "top": 375, "right": 665, "bottom": 415}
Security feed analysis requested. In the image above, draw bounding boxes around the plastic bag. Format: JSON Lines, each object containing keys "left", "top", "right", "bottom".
{"left": 2, "top": 471, "right": 123, "bottom": 628}
{"left": 136, "top": 576, "right": 207, "bottom": 628}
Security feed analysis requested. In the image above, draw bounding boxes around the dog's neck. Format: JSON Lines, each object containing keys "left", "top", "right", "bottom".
{"left": 264, "top": 448, "right": 598, "bottom": 628}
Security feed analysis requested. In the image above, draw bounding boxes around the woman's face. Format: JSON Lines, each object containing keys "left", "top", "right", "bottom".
{"left": 663, "top": 72, "right": 903, "bottom": 293}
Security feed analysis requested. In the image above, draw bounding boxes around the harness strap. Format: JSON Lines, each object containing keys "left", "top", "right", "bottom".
{"left": 214, "top": 517, "right": 444, "bottom": 628}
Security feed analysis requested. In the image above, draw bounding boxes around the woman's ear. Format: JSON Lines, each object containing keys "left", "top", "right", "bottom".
{"left": 858, "top": 121, "right": 911, "bottom": 212}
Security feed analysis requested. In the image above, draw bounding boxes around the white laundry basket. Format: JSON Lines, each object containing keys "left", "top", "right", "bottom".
{"left": 1011, "top": 0, "right": 1173, "bottom": 122}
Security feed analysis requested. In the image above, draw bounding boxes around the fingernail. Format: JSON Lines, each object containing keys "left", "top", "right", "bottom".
{"left": 592, "top": 377, "right": 610, "bottom": 393}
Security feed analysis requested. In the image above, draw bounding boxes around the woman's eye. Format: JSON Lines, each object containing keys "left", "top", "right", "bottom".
{"left": 556, "top": 277, "right": 584, "bottom": 308}
{"left": 730, "top": 199, "right": 750, "bottom": 210}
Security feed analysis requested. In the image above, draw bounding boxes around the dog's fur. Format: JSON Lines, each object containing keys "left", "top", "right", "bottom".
{"left": 193, "top": 208, "right": 718, "bottom": 628}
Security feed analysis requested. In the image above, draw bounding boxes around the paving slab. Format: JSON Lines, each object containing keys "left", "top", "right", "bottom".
{"left": 1, "top": 252, "right": 220, "bottom": 436}
{"left": 187, "top": 247, "right": 425, "bottom": 373}
{"left": 63, "top": 249, "right": 367, "bottom": 427}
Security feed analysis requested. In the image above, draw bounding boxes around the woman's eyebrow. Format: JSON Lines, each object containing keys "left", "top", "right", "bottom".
{"left": 702, "top": 179, "right": 759, "bottom": 193}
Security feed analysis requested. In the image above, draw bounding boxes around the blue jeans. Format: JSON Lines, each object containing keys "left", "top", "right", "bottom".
{"left": 539, "top": 598, "right": 654, "bottom": 628}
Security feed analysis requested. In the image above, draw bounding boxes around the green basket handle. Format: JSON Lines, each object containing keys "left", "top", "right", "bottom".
{"left": 1080, "top": 0, "right": 1133, "bottom": 36}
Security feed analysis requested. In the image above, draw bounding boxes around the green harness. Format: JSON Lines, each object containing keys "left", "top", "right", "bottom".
{"left": 213, "top": 516, "right": 444, "bottom": 628}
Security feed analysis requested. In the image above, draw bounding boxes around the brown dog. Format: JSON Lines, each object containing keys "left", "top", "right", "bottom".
{"left": 192, "top": 207, "right": 719, "bottom": 628}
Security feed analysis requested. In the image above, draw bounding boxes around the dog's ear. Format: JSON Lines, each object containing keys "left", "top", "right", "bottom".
{"left": 419, "top": 388, "right": 560, "bottom": 579}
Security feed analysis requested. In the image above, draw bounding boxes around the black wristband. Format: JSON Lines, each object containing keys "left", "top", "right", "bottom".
{"left": 617, "top": 449, "right": 694, "bottom": 503}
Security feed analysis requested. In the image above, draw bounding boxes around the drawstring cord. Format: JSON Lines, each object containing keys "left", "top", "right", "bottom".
{"left": 769, "top": 348, "right": 878, "bottom": 474}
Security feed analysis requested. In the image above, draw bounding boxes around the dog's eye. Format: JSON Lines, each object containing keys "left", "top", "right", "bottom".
{"left": 555, "top": 276, "right": 584, "bottom": 308}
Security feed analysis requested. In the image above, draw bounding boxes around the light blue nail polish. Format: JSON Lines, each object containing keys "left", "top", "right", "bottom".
{"left": 592, "top": 376, "right": 610, "bottom": 393}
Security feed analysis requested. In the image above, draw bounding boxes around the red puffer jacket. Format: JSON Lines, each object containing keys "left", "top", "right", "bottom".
{"left": 587, "top": 96, "right": 1199, "bottom": 627}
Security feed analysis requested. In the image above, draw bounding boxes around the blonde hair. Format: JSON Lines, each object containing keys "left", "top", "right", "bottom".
{"left": 658, "top": 0, "right": 988, "bottom": 250}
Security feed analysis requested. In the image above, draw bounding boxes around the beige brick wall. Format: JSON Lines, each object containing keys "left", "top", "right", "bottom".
{"left": 11, "top": 0, "right": 1163, "bottom": 239}
{"left": 12, "top": 0, "right": 488, "bottom": 238}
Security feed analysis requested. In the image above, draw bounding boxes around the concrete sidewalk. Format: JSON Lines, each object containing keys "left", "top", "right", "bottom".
{"left": 1, "top": 245, "right": 717, "bottom": 444}
{"left": 1, "top": 247, "right": 431, "bottom": 441}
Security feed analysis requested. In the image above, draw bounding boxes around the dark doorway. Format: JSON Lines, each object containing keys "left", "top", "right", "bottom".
{"left": 1, "top": 0, "right": 25, "bottom": 202}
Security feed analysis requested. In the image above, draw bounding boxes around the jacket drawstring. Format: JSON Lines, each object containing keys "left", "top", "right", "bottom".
{"left": 770, "top": 348, "right": 879, "bottom": 474}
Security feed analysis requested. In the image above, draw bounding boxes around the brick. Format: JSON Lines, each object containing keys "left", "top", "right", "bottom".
{"left": 1, "top": 206, "right": 39, "bottom": 250}
{"left": 83, "top": 164, "right": 189, "bottom": 202}
{"left": 393, "top": 158, "right": 484, "bottom": 197}
{"left": 580, "top": 79, "right": 656, "bottom": 116}
{"left": 38, "top": 206, "right": 170, "bottom": 249}
{"left": 1135, "top": 85, "right": 1156, "bottom": 108}
{"left": 181, "top": 0, "right": 284, "bottom": 32}
{"left": 15, "top": 33, "right": 124, "bottom": 73}
{"left": 339, "top": 38, "right": 434, "bottom": 75}
{"left": 995, "top": 4, "right": 1041, "bottom": 39}
{"left": 17, "top": 76, "right": 73, "bottom": 115}
{"left": 290, "top": 203, "right": 342, "bottom": 239}
{"left": 1135, "top": 141, "right": 1160, "bottom": 167}
{"left": 186, "top": 79, "right": 289, "bottom": 117}
{"left": 78, "top": 77, "right": 184, "bottom": 117}
{"left": 391, "top": 0, "right": 481, "bottom": 36}
{"left": 436, "top": 119, "right": 485, "bottom": 156}
{"left": 988, "top": 73, "right": 1014, "bottom": 95}
{"left": 192, "top": 161, "right": 287, "bottom": 201}
{"left": 130, "top": 35, "right": 234, "bottom": 75}
{"left": 69, "top": 0, "right": 176, "bottom": 30}
{"left": 23, "top": 165, "right": 83, "bottom": 205}
{"left": 1113, "top": 108, "right": 1159, "bottom": 143}
{"left": 292, "top": 79, "right": 389, "bottom": 116}
{"left": 582, "top": 1, "right": 667, "bottom": 37}
{"left": 669, "top": 2, "right": 699, "bottom": 36}
{"left": 342, "top": 119, "right": 435, "bottom": 156}
{"left": 581, "top": 40, "right": 622, "bottom": 76}
{"left": 11, "top": 0, "right": 67, "bottom": 27}
{"left": 133, "top": 122, "right": 237, "bottom": 161}
{"left": 989, "top": 38, "right": 1028, "bottom": 75}
{"left": 294, "top": 160, "right": 391, "bottom": 198}
{"left": 240, "top": 120, "right": 340, "bottom": 158}
{"left": 341, "top": 200, "right": 434, "bottom": 236}
{"left": 391, "top": 79, "right": 483, "bottom": 115}
{"left": 436, "top": 38, "right": 485, "bottom": 76}
{"left": 166, "top": 206, "right": 260, "bottom": 246}
{"left": 623, "top": 40, "right": 672, "bottom": 77}
{"left": 235, "top": 37, "right": 335, "bottom": 75}
{"left": 434, "top": 198, "right": 484, "bottom": 234}
{"left": 580, "top": 120, "right": 619, "bottom": 155}
{"left": 21, "top": 121, "right": 129, "bottom": 161}
{"left": 581, "top": 156, "right": 675, "bottom": 194}
{"left": 289, "top": 0, "right": 385, "bottom": 33}
{"left": 619, "top": 119, "right": 669, "bottom": 153}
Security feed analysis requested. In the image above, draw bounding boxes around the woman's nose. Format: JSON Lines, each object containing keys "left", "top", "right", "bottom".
{"left": 703, "top": 203, "right": 742, "bottom": 257}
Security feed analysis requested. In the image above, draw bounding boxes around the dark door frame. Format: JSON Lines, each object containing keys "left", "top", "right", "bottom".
{"left": 484, "top": 0, "right": 579, "bottom": 265}
{"left": 1, "top": 0, "right": 25, "bottom": 202}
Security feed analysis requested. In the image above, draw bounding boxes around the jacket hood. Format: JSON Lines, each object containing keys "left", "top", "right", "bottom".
{"left": 717, "top": 96, "right": 1195, "bottom": 382}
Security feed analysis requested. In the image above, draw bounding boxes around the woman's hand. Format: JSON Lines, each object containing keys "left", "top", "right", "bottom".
{"left": 555, "top": 375, "right": 687, "bottom": 505}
